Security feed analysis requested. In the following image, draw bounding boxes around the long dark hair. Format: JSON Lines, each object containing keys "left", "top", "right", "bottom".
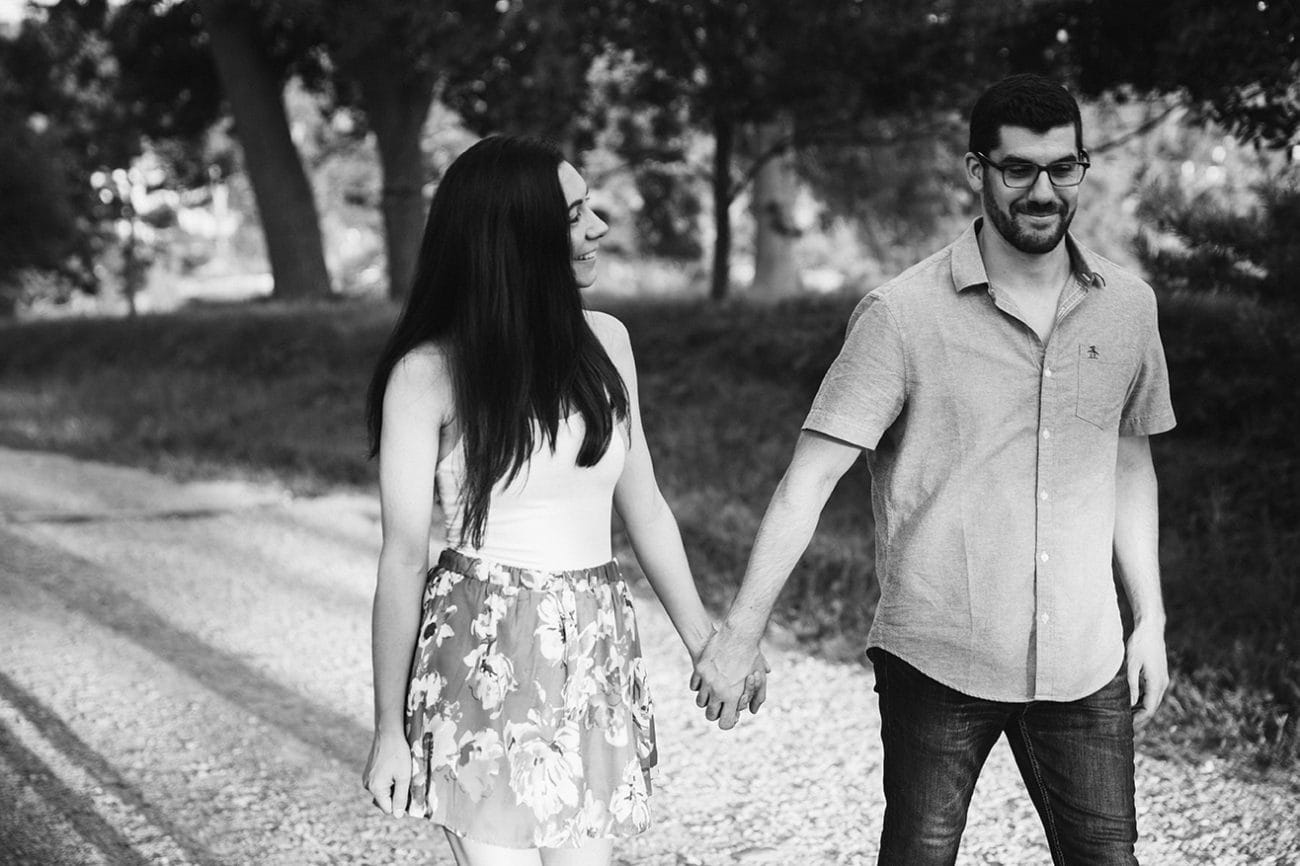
{"left": 365, "top": 135, "right": 628, "bottom": 548}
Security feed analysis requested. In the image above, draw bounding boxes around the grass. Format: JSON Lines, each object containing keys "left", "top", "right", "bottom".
{"left": 1, "top": 290, "right": 1297, "bottom": 779}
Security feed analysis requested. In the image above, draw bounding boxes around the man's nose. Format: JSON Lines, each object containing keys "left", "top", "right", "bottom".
{"left": 1027, "top": 168, "right": 1057, "bottom": 202}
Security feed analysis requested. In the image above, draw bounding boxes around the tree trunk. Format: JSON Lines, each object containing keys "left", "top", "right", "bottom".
{"left": 198, "top": 0, "right": 331, "bottom": 300}
{"left": 748, "top": 115, "right": 803, "bottom": 300}
{"left": 710, "top": 114, "right": 734, "bottom": 302}
{"left": 354, "top": 64, "right": 436, "bottom": 300}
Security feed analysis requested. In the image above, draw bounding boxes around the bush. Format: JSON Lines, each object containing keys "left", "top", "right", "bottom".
{"left": 1135, "top": 169, "right": 1300, "bottom": 308}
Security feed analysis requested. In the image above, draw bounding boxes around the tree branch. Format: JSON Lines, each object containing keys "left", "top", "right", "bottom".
{"left": 1089, "top": 101, "right": 1186, "bottom": 154}
{"left": 726, "top": 118, "right": 961, "bottom": 200}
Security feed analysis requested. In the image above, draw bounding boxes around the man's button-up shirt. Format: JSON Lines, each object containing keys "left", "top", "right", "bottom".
{"left": 803, "top": 219, "right": 1176, "bottom": 701}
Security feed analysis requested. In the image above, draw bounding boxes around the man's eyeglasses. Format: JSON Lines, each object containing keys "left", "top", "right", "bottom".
{"left": 975, "top": 152, "right": 1090, "bottom": 189}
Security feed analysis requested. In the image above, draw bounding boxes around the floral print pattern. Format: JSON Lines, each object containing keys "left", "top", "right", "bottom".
{"left": 406, "top": 549, "right": 655, "bottom": 848}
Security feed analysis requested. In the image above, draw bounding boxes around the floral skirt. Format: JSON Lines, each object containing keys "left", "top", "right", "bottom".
{"left": 405, "top": 548, "right": 656, "bottom": 849}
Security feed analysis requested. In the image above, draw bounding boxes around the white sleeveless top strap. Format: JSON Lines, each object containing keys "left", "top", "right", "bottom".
{"left": 435, "top": 413, "right": 627, "bottom": 571}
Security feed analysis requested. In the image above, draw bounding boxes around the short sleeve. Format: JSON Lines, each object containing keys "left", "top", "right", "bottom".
{"left": 1119, "top": 302, "right": 1176, "bottom": 436}
{"left": 802, "top": 293, "right": 907, "bottom": 450}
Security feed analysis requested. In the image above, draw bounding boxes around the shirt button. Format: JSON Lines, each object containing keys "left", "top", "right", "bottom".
{"left": 1044, "top": 368, "right": 1053, "bottom": 378}
{"left": 1039, "top": 490, "right": 1049, "bottom": 500}
{"left": 1042, "top": 429, "right": 1052, "bottom": 440}
{"left": 1040, "top": 613, "right": 1050, "bottom": 625}
{"left": 1040, "top": 551, "right": 1050, "bottom": 562}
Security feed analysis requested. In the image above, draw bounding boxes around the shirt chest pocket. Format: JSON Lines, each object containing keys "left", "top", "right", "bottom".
{"left": 1074, "top": 343, "right": 1127, "bottom": 430}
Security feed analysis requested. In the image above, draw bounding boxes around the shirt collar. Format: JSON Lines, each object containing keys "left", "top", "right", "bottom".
{"left": 951, "top": 218, "right": 1106, "bottom": 293}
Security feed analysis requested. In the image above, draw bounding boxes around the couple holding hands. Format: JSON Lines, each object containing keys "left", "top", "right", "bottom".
{"left": 363, "top": 74, "right": 1175, "bottom": 866}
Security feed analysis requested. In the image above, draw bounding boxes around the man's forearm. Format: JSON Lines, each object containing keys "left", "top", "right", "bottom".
{"left": 722, "top": 474, "right": 834, "bottom": 645}
{"left": 1114, "top": 437, "right": 1165, "bottom": 626}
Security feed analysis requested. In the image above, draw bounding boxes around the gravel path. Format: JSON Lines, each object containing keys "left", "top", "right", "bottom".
{"left": 0, "top": 447, "right": 1296, "bottom": 865}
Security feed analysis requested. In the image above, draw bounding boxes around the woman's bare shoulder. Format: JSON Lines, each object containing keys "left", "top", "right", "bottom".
{"left": 389, "top": 341, "right": 454, "bottom": 404}
{"left": 583, "top": 310, "right": 632, "bottom": 357}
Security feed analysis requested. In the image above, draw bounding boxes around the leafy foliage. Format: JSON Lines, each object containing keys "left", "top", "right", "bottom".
{"left": 590, "top": 62, "right": 704, "bottom": 261}
{"left": 1135, "top": 171, "right": 1300, "bottom": 306}
{"left": 589, "top": 0, "right": 1069, "bottom": 297}
{"left": 0, "top": 0, "right": 147, "bottom": 300}
{"left": 0, "top": 116, "right": 78, "bottom": 308}
{"left": 442, "top": 0, "right": 607, "bottom": 151}
{"left": 108, "top": 0, "right": 223, "bottom": 147}
{"left": 1019, "top": 0, "right": 1300, "bottom": 149}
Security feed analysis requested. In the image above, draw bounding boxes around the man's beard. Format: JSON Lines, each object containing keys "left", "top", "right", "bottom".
{"left": 983, "top": 177, "right": 1074, "bottom": 255}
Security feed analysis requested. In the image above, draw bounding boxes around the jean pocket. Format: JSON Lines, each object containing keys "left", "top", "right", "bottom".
{"left": 1075, "top": 344, "right": 1123, "bottom": 430}
{"left": 867, "top": 647, "right": 886, "bottom": 695}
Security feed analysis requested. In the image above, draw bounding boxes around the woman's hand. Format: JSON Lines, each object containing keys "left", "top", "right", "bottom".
{"left": 362, "top": 727, "right": 412, "bottom": 817}
{"left": 742, "top": 650, "right": 771, "bottom": 716}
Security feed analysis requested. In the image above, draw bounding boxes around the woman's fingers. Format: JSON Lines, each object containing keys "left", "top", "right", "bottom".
{"left": 364, "top": 763, "right": 411, "bottom": 817}
{"left": 749, "top": 676, "right": 767, "bottom": 714}
{"left": 392, "top": 770, "right": 411, "bottom": 817}
{"left": 718, "top": 699, "right": 742, "bottom": 730}
{"left": 367, "top": 776, "right": 394, "bottom": 815}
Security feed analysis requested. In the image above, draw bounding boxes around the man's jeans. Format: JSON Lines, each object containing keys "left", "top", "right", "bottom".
{"left": 869, "top": 648, "right": 1138, "bottom": 866}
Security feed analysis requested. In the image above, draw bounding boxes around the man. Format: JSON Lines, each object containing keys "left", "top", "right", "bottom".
{"left": 692, "top": 73, "right": 1176, "bottom": 865}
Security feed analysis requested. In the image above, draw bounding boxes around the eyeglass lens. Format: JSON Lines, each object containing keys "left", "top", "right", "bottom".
{"left": 1001, "top": 162, "right": 1086, "bottom": 188}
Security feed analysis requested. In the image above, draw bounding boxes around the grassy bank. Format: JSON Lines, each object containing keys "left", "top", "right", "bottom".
{"left": 1, "top": 292, "right": 1296, "bottom": 777}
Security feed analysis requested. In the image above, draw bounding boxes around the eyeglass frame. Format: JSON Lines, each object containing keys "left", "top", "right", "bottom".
{"left": 973, "top": 150, "right": 1091, "bottom": 189}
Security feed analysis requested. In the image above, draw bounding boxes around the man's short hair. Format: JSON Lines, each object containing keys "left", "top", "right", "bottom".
{"left": 968, "top": 73, "right": 1083, "bottom": 155}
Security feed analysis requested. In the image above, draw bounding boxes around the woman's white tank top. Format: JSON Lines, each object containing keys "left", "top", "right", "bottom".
{"left": 436, "top": 413, "right": 627, "bottom": 571}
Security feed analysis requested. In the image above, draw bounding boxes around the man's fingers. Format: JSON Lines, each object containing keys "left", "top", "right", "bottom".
{"left": 1134, "top": 693, "right": 1156, "bottom": 729}
{"left": 705, "top": 696, "right": 724, "bottom": 721}
{"left": 1146, "top": 688, "right": 1162, "bottom": 719}
{"left": 696, "top": 686, "right": 711, "bottom": 709}
{"left": 1136, "top": 676, "right": 1166, "bottom": 729}
{"left": 1127, "top": 662, "right": 1142, "bottom": 709}
{"left": 690, "top": 671, "right": 701, "bottom": 691}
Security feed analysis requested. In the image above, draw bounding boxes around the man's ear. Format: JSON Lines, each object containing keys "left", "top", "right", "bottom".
{"left": 963, "top": 152, "right": 984, "bottom": 194}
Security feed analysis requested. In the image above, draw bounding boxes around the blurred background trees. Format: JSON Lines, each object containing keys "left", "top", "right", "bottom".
{"left": 1015, "top": 0, "right": 1300, "bottom": 309}
{"left": 0, "top": 111, "right": 77, "bottom": 316}
{"left": 0, "top": 0, "right": 1297, "bottom": 314}
{"left": 0, "top": 0, "right": 144, "bottom": 313}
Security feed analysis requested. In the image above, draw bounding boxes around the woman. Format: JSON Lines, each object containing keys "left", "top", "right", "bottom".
{"left": 362, "top": 135, "right": 766, "bottom": 865}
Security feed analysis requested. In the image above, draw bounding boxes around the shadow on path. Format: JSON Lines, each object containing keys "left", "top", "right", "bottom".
{"left": 0, "top": 528, "right": 371, "bottom": 769}
{"left": 0, "top": 671, "right": 226, "bottom": 866}
{"left": 0, "top": 717, "right": 151, "bottom": 866}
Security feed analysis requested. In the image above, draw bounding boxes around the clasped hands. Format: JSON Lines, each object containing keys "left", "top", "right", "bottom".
{"left": 690, "top": 623, "right": 769, "bottom": 730}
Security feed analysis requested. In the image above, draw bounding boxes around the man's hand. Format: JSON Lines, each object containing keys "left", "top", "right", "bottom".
{"left": 690, "top": 625, "right": 768, "bottom": 730}
{"left": 1125, "top": 620, "right": 1169, "bottom": 729}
